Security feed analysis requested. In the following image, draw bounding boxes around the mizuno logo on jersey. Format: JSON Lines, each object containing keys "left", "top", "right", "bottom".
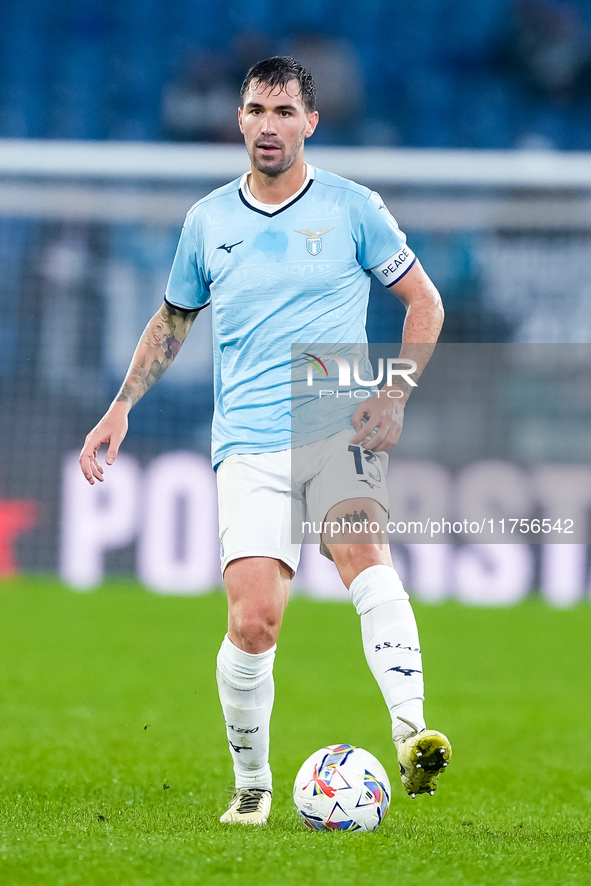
{"left": 295, "top": 227, "right": 334, "bottom": 256}
{"left": 217, "top": 240, "right": 243, "bottom": 253}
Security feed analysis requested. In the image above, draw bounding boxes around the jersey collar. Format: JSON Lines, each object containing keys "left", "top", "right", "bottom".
{"left": 239, "top": 164, "right": 315, "bottom": 217}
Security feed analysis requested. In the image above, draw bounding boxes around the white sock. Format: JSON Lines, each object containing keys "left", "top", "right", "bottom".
{"left": 349, "top": 565, "right": 426, "bottom": 743}
{"left": 216, "top": 634, "right": 275, "bottom": 791}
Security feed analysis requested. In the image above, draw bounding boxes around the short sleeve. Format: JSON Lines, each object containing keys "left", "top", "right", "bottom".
{"left": 357, "top": 191, "right": 416, "bottom": 287}
{"left": 165, "top": 216, "right": 211, "bottom": 311}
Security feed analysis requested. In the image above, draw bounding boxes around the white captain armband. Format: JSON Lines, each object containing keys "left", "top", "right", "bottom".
{"left": 372, "top": 247, "right": 416, "bottom": 288}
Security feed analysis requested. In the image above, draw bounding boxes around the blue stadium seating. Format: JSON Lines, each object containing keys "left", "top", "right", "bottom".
{"left": 1, "top": 0, "right": 590, "bottom": 148}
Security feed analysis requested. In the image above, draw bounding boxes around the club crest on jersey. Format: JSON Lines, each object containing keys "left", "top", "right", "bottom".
{"left": 295, "top": 227, "right": 334, "bottom": 255}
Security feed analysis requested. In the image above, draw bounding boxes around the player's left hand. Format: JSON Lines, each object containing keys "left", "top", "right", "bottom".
{"left": 350, "top": 390, "right": 407, "bottom": 451}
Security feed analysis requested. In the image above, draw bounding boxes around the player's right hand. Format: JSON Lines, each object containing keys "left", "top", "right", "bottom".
{"left": 79, "top": 403, "right": 129, "bottom": 485}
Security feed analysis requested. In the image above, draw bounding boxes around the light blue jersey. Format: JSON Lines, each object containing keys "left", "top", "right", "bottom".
{"left": 165, "top": 166, "right": 415, "bottom": 467}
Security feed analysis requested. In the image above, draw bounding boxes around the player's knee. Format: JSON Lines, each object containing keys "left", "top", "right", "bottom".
{"left": 231, "top": 607, "right": 281, "bottom": 653}
{"left": 328, "top": 542, "right": 391, "bottom": 585}
{"left": 340, "top": 543, "right": 383, "bottom": 569}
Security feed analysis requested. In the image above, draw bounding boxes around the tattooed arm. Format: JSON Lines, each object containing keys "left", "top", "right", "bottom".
{"left": 80, "top": 301, "right": 199, "bottom": 484}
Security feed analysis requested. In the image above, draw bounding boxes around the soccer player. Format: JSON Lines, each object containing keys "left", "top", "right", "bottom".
{"left": 79, "top": 56, "right": 451, "bottom": 825}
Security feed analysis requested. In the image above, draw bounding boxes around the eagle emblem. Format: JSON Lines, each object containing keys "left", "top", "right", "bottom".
{"left": 295, "top": 227, "right": 334, "bottom": 255}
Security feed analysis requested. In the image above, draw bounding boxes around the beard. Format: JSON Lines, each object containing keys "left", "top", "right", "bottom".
{"left": 249, "top": 132, "right": 305, "bottom": 177}
{"left": 252, "top": 152, "right": 291, "bottom": 176}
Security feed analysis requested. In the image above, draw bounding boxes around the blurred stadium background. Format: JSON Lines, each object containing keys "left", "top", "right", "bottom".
{"left": 1, "top": 0, "right": 591, "bottom": 604}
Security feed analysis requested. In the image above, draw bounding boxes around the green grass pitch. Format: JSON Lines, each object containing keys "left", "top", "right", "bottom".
{"left": 0, "top": 577, "right": 589, "bottom": 885}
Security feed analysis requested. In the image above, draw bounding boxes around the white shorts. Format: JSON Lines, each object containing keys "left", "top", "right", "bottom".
{"left": 216, "top": 429, "right": 389, "bottom": 574}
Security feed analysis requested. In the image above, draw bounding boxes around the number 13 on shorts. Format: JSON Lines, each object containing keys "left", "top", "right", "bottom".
{"left": 348, "top": 444, "right": 385, "bottom": 491}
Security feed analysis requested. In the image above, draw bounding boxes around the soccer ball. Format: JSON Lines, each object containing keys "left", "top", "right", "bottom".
{"left": 293, "top": 744, "right": 391, "bottom": 832}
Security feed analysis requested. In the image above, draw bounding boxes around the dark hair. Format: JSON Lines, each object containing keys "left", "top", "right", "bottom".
{"left": 240, "top": 56, "right": 316, "bottom": 113}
